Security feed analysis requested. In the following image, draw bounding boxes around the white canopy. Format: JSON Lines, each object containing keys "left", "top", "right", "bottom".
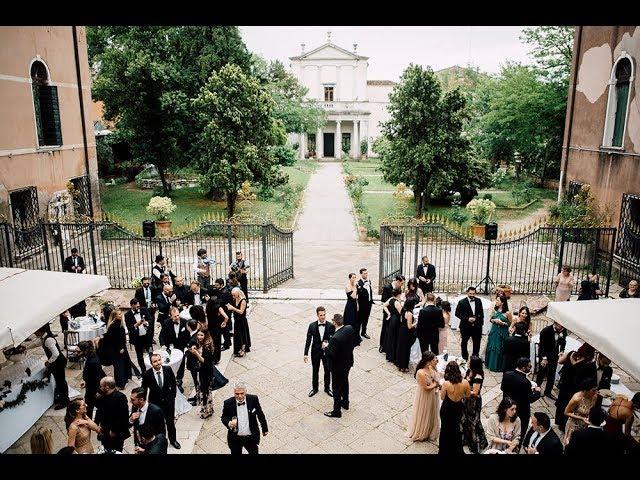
{"left": 0, "top": 268, "right": 110, "bottom": 349}
{"left": 547, "top": 298, "right": 640, "bottom": 381}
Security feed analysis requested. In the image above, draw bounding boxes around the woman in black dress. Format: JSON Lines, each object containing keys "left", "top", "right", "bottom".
{"left": 383, "top": 288, "right": 403, "bottom": 363}
{"left": 405, "top": 278, "right": 424, "bottom": 306}
{"left": 226, "top": 287, "right": 251, "bottom": 357}
{"left": 555, "top": 343, "right": 596, "bottom": 431}
{"left": 396, "top": 297, "right": 419, "bottom": 372}
{"left": 344, "top": 273, "right": 359, "bottom": 344}
{"left": 462, "top": 356, "right": 488, "bottom": 453}
{"left": 439, "top": 360, "right": 471, "bottom": 454}
{"left": 205, "top": 299, "right": 228, "bottom": 364}
{"left": 189, "top": 329, "right": 229, "bottom": 419}
{"left": 102, "top": 309, "right": 132, "bottom": 389}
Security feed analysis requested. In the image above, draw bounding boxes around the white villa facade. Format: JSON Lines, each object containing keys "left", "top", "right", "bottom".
{"left": 289, "top": 35, "right": 394, "bottom": 159}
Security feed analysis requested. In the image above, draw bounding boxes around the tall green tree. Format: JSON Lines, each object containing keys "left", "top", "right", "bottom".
{"left": 379, "top": 64, "right": 484, "bottom": 217}
{"left": 193, "top": 64, "right": 287, "bottom": 217}
{"left": 520, "top": 26, "right": 574, "bottom": 83}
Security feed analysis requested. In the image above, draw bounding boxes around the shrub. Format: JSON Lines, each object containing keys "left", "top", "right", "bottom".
{"left": 146, "top": 196, "right": 177, "bottom": 221}
{"left": 549, "top": 184, "right": 610, "bottom": 228}
{"left": 257, "top": 185, "right": 276, "bottom": 200}
{"left": 465, "top": 198, "right": 496, "bottom": 225}
{"left": 271, "top": 144, "right": 297, "bottom": 167}
{"left": 360, "top": 139, "right": 368, "bottom": 155}
{"left": 490, "top": 168, "right": 507, "bottom": 187}
{"left": 511, "top": 180, "right": 538, "bottom": 205}
{"left": 96, "top": 135, "right": 115, "bottom": 177}
{"left": 483, "top": 193, "right": 493, "bottom": 201}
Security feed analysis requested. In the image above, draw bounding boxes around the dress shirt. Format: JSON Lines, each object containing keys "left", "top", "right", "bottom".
{"left": 143, "top": 287, "right": 152, "bottom": 304}
{"left": 173, "top": 323, "right": 180, "bottom": 338}
{"left": 236, "top": 401, "right": 250, "bottom": 436}
{"left": 138, "top": 402, "right": 149, "bottom": 425}
{"left": 134, "top": 311, "right": 147, "bottom": 336}
{"left": 361, "top": 279, "right": 372, "bottom": 300}
{"left": 468, "top": 297, "right": 476, "bottom": 315}
{"left": 154, "top": 368, "right": 164, "bottom": 388}
{"left": 193, "top": 291, "right": 202, "bottom": 306}
{"left": 318, "top": 322, "right": 326, "bottom": 338}
{"left": 73, "top": 257, "right": 79, "bottom": 267}
{"left": 43, "top": 337, "right": 60, "bottom": 362}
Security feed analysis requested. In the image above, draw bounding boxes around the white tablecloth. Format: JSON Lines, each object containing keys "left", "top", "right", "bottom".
{"left": 142, "top": 349, "right": 192, "bottom": 417}
{"left": 68, "top": 317, "right": 106, "bottom": 342}
{"left": 449, "top": 295, "right": 493, "bottom": 335}
{"left": 436, "top": 354, "right": 467, "bottom": 375}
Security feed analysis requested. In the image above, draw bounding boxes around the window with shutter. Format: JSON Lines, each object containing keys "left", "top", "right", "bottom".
{"left": 30, "top": 60, "right": 63, "bottom": 147}
{"left": 603, "top": 56, "right": 633, "bottom": 148}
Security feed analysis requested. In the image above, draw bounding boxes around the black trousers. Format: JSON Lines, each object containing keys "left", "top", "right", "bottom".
{"left": 239, "top": 275, "right": 249, "bottom": 301}
{"left": 222, "top": 322, "right": 232, "bottom": 348}
{"left": 188, "top": 368, "right": 199, "bottom": 391}
{"left": 176, "top": 354, "right": 186, "bottom": 383}
{"left": 212, "top": 328, "right": 222, "bottom": 363}
{"left": 331, "top": 367, "right": 350, "bottom": 414}
{"left": 229, "top": 436, "right": 259, "bottom": 455}
{"left": 460, "top": 328, "right": 482, "bottom": 360}
{"left": 418, "top": 331, "right": 440, "bottom": 356}
{"left": 160, "top": 402, "right": 177, "bottom": 443}
{"left": 311, "top": 355, "right": 331, "bottom": 391}
{"left": 132, "top": 341, "right": 151, "bottom": 374}
{"left": 358, "top": 303, "right": 372, "bottom": 335}
{"left": 379, "top": 312, "right": 388, "bottom": 352}
{"left": 50, "top": 358, "right": 69, "bottom": 405}
{"left": 535, "top": 359, "right": 558, "bottom": 395}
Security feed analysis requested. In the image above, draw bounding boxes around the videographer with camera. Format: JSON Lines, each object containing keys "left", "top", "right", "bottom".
{"left": 230, "top": 251, "right": 250, "bottom": 302}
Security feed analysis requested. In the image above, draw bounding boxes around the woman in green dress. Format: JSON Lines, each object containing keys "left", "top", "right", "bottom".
{"left": 485, "top": 296, "right": 512, "bottom": 372}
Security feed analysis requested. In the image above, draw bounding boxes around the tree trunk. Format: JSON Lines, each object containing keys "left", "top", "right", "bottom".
{"left": 156, "top": 164, "right": 171, "bottom": 196}
{"left": 226, "top": 192, "right": 237, "bottom": 218}
{"left": 415, "top": 190, "right": 423, "bottom": 218}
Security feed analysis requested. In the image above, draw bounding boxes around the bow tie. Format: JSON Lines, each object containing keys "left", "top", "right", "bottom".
{"left": 237, "top": 402, "right": 245, "bottom": 406}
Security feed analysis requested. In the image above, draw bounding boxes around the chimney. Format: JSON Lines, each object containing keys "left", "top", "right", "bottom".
{"left": 353, "top": 43, "right": 358, "bottom": 54}
{"left": 301, "top": 43, "right": 305, "bottom": 54}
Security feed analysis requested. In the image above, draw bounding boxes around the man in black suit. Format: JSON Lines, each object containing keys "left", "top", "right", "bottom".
{"left": 125, "top": 299, "right": 153, "bottom": 374}
{"left": 535, "top": 321, "right": 566, "bottom": 399}
{"left": 141, "top": 353, "right": 181, "bottom": 449}
{"left": 417, "top": 292, "right": 444, "bottom": 355}
{"left": 596, "top": 353, "right": 613, "bottom": 390}
{"left": 324, "top": 314, "right": 356, "bottom": 418}
{"left": 94, "top": 376, "right": 131, "bottom": 452}
{"left": 503, "top": 322, "right": 530, "bottom": 373}
{"left": 135, "top": 425, "right": 168, "bottom": 455}
{"left": 380, "top": 275, "right": 405, "bottom": 353}
{"left": 129, "top": 386, "right": 166, "bottom": 446}
{"left": 522, "top": 412, "right": 563, "bottom": 455}
{"left": 185, "top": 280, "right": 209, "bottom": 307}
{"left": 210, "top": 278, "right": 233, "bottom": 350}
{"left": 78, "top": 340, "right": 106, "bottom": 419}
{"left": 221, "top": 381, "right": 268, "bottom": 455}
{"left": 151, "top": 255, "right": 175, "bottom": 290}
{"left": 173, "top": 277, "right": 190, "bottom": 306}
{"left": 566, "top": 406, "right": 624, "bottom": 455}
{"left": 184, "top": 319, "right": 200, "bottom": 404}
{"left": 455, "top": 286, "right": 484, "bottom": 360}
{"left": 156, "top": 284, "right": 176, "bottom": 327}
{"left": 304, "top": 306, "right": 336, "bottom": 397}
{"left": 416, "top": 255, "right": 436, "bottom": 294}
{"left": 159, "top": 307, "right": 190, "bottom": 391}
{"left": 135, "top": 277, "right": 157, "bottom": 335}
{"left": 501, "top": 357, "right": 542, "bottom": 436}
{"left": 63, "top": 247, "right": 85, "bottom": 273}
{"left": 356, "top": 268, "right": 374, "bottom": 339}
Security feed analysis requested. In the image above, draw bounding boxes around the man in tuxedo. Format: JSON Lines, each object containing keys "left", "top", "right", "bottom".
{"left": 221, "top": 381, "right": 268, "bottom": 455}
{"left": 324, "top": 314, "right": 356, "bottom": 418}
{"left": 230, "top": 251, "right": 250, "bottom": 301}
{"left": 129, "top": 386, "right": 166, "bottom": 446}
{"left": 184, "top": 319, "right": 200, "bottom": 404}
{"left": 455, "top": 286, "right": 484, "bottom": 360}
{"left": 535, "top": 321, "right": 566, "bottom": 399}
{"left": 156, "top": 284, "right": 175, "bottom": 327}
{"left": 415, "top": 255, "right": 436, "bottom": 294}
{"left": 173, "top": 277, "right": 190, "bottom": 306}
{"left": 380, "top": 275, "right": 405, "bottom": 353}
{"left": 596, "top": 353, "right": 613, "bottom": 390}
{"left": 142, "top": 353, "right": 181, "bottom": 449}
{"left": 63, "top": 247, "right": 85, "bottom": 273}
{"left": 78, "top": 340, "right": 106, "bottom": 419}
{"left": 304, "top": 306, "right": 335, "bottom": 397}
{"left": 566, "top": 406, "right": 624, "bottom": 455}
{"left": 417, "top": 292, "right": 444, "bottom": 355}
{"left": 503, "top": 322, "right": 530, "bottom": 373}
{"left": 94, "top": 376, "right": 130, "bottom": 452}
{"left": 501, "top": 357, "right": 542, "bottom": 436}
{"left": 151, "top": 255, "right": 175, "bottom": 290}
{"left": 125, "top": 299, "right": 153, "bottom": 374}
{"left": 522, "top": 412, "right": 563, "bottom": 455}
{"left": 356, "top": 268, "right": 374, "bottom": 339}
{"left": 135, "top": 425, "right": 168, "bottom": 455}
{"left": 186, "top": 280, "right": 209, "bottom": 307}
{"left": 159, "top": 307, "right": 190, "bottom": 390}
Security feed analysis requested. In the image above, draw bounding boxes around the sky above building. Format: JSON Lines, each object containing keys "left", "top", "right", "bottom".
{"left": 239, "top": 26, "right": 536, "bottom": 81}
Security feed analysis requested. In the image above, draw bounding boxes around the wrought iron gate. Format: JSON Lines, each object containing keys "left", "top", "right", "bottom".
{"left": 379, "top": 226, "right": 404, "bottom": 291}
{"left": 9, "top": 186, "right": 43, "bottom": 256}
{"left": 616, "top": 193, "right": 640, "bottom": 286}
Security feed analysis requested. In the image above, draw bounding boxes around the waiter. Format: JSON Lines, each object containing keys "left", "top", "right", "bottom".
{"left": 35, "top": 324, "right": 69, "bottom": 410}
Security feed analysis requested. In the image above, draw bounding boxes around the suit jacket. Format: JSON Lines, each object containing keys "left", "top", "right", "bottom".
{"left": 455, "top": 296, "right": 484, "bottom": 330}
{"left": 185, "top": 289, "right": 207, "bottom": 306}
{"left": 124, "top": 308, "right": 153, "bottom": 346}
{"left": 142, "top": 434, "right": 168, "bottom": 454}
{"left": 135, "top": 286, "right": 155, "bottom": 309}
{"left": 327, "top": 325, "right": 356, "bottom": 371}
{"left": 522, "top": 427, "right": 563, "bottom": 455}
{"left": 82, "top": 354, "right": 106, "bottom": 403}
{"left": 416, "top": 263, "right": 436, "bottom": 293}
{"left": 565, "top": 426, "right": 624, "bottom": 456}
{"left": 417, "top": 305, "right": 444, "bottom": 340}
{"left": 63, "top": 255, "right": 85, "bottom": 273}
{"left": 221, "top": 394, "right": 268, "bottom": 445}
{"left": 155, "top": 293, "right": 174, "bottom": 322}
{"left": 503, "top": 335, "right": 530, "bottom": 372}
{"left": 356, "top": 279, "right": 374, "bottom": 307}
{"left": 596, "top": 365, "right": 613, "bottom": 390}
{"left": 304, "top": 321, "right": 336, "bottom": 360}
{"left": 538, "top": 325, "right": 567, "bottom": 363}
{"left": 142, "top": 366, "right": 177, "bottom": 408}
{"left": 185, "top": 332, "right": 200, "bottom": 372}
{"left": 159, "top": 319, "right": 189, "bottom": 349}
{"left": 94, "top": 390, "right": 131, "bottom": 441}
{"left": 381, "top": 283, "right": 394, "bottom": 303}
{"left": 501, "top": 370, "right": 540, "bottom": 420}
{"left": 132, "top": 402, "right": 166, "bottom": 445}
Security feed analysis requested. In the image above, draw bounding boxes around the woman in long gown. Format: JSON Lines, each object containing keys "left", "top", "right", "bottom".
{"left": 407, "top": 351, "right": 440, "bottom": 441}
{"left": 555, "top": 344, "right": 596, "bottom": 431}
{"left": 509, "top": 306, "right": 532, "bottom": 337}
{"left": 383, "top": 288, "right": 403, "bottom": 364}
{"left": 438, "top": 360, "right": 471, "bottom": 454}
{"left": 65, "top": 398, "right": 101, "bottom": 453}
{"left": 563, "top": 378, "right": 599, "bottom": 445}
{"left": 227, "top": 287, "right": 251, "bottom": 357}
{"left": 190, "top": 329, "right": 229, "bottom": 419}
{"left": 396, "top": 298, "right": 418, "bottom": 372}
{"left": 102, "top": 309, "right": 132, "bottom": 389}
{"left": 461, "top": 356, "right": 488, "bottom": 453}
{"left": 405, "top": 278, "right": 423, "bottom": 306}
{"left": 437, "top": 300, "right": 451, "bottom": 355}
{"left": 344, "top": 273, "right": 359, "bottom": 343}
{"left": 485, "top": 297, "right": 511, "bottom": 372}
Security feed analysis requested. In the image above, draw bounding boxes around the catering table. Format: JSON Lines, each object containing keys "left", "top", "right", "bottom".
{"left": 68, "top": 316, "right": 106, "bottom": 341}
{"left": 436, "top": 353, "right": 467, "bottom": 375}
{"left": 449, "top": 295, "right": 493, "bottom": 335}
{"left": 143, "top": 349, "right": 192, "bottom": 417}
{"left": 0, "top": 353, "right": 54, "bottom": 452}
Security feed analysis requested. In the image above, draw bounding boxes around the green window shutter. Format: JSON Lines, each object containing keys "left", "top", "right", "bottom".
{"left": 38, "top": 85, "right": 63, "bottom": 146}
{"left": 612, "top": 81, "right": 629, "bottom": 147}
{"left": 32, "top": 84, "right": 44, "bottom": 145}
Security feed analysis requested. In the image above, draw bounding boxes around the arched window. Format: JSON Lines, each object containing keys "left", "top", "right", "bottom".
{"left": 603, "top": 54, "right": 634, "bottom": 148}
{"left": 31, "top": 59, "right": 63, "bottom": 147}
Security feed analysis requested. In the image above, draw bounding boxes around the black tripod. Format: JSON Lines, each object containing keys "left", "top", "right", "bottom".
{"left": 474, "top": 238, "right": 496, "bottom": 295}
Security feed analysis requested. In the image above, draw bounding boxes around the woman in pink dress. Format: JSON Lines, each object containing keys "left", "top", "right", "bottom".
{"left": 438, "top": 300, "right": 451, "bottom": 354}
{"left": 407, "top": 351, "right": 441, "bottom": 441}
{"left": 553, "top": 265, "right": 575, "bottom": 301}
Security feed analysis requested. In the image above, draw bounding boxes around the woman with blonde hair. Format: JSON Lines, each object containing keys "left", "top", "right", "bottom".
{"left": 226, "top": 287, "right": 251, "bottom": 357}
{"left": 30, "top": 426, "right": 53, "bottom": 454}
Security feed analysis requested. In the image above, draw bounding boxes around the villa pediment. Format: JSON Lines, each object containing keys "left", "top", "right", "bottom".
{"left": 291, "top": 43, "right": 368, "bottom": 61}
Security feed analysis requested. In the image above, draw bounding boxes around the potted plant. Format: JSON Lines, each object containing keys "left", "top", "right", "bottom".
{"left": 465, "top": 198, "right": 496, "bottom": 237}
{"left": 146, "top": 196, "right": 176, "bottom": 237}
